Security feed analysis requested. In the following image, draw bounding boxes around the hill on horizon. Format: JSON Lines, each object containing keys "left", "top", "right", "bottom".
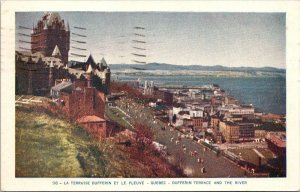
{"left": 110, "top": 63, "right": 285, "bottom": 73}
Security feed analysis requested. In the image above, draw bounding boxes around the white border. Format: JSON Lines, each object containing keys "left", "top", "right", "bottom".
{"left": 1, "top": 1, "right": 300, "bottom": 191}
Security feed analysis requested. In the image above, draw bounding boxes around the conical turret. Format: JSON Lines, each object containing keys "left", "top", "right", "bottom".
{"left": 86, "top": 64, "right": 93, "bottom": 87}
{"left": 50, "top": 60, "right": 54, "bottom": 68}
{"left": 86, "top": 63, "right": 93, "bottom": 73}
{"left": 52, "top": 45, "right": 62, "bottom": 58}
{"left": 86, "top": 54, "right": 96, "bottom": 67}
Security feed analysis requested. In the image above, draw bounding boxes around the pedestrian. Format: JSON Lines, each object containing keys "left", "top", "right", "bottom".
{"left": 195, "top": 150, "right": 198, "bottom": 155}
{"left": 201, "top": 167, "right": 205, "bottom": 173}
{"left": 197, "top": 158, "right": 200, "bottom": 163}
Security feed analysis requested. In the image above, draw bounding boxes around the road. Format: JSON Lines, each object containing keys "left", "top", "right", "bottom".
{"left": 115, "top": 97, "right": 245, "bottom": 178}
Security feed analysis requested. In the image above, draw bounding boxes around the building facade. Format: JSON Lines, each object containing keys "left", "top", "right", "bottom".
{"left": 192, "top": 117, "right": 203, "bottom": 131}
{"left": 15, "top": 51, "right": 70, "bottom": 95}
{"left": 211, "top": 115, "right": 220, "bottom": 130}
{"left": 265, "top": 132, "right": 286, "bottom": 157}
{"left": 57, "top": 68, "right": 107, "bottom": 139}
{"left": 219, "top": 121, "right": 239, "bottom": 143}
{"left": 69, "top": 54, "right": 111, "bottom": 94}
{"left": 77, "top": 115, "right": 106, "bottom": 139}
{"left": 154, "top": 90, "right": 173, "bottom": 105}
{"left": 59, "top": 81, "right": 105, "bottom": 120}
{"left": 238, "top": 123, "right": 255, "bottom": 140}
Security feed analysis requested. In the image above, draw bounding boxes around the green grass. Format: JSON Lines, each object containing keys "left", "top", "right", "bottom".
{"left": 15, "top": 105, "right": 151, "bottom": 177}
{"left": 105, "top": 107, "right": 134, "bottom": 131}
{"left": 16, "top": 108, "right": 84, "bottom": 177}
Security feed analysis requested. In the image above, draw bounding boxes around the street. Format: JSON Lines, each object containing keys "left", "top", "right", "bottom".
{"left": 114, "top": 97, "right": 245, "bottom": 177}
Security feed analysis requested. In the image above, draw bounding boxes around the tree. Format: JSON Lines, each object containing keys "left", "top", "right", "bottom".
{"left": 110, "top": 81, "right": 148, "bottom": 100}
{"left": 134, "top": 123, "right": 153, "bottom": 157}
{"left": 92, "top": 75, "right": 103, "bottom": 92}
{"left": 174, "top": 150, "right": 186, "bottom": 172}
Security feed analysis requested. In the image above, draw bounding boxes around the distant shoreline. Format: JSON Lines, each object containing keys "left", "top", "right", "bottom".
{"left": 111, "top": 70, "right": 285, "bottom": 78}
{"left": 110, "top": 63, "right": 286, "bottom": 72}
{"left": 113, "top": 74, "right": 286, "bottom": 115}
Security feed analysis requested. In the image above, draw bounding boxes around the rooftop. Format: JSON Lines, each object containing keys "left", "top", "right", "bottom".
{"left": 16, "top": 51, "right": 64, "bottom": 67}
{"left": 43, "top": 12, "right": 62, "bottom": 26}
{"left": 267, "top": 133, "right": 286, "bottom": 148}
{"left": 51, "top": 80, "right": 73, "bottom": 92}
{"left": 77, "top": 115, "right": 106, "bottom": 123}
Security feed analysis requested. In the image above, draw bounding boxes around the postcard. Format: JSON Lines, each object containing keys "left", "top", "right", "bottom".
{"left": 1, "top": 0, "right": 300, "bottom": 191}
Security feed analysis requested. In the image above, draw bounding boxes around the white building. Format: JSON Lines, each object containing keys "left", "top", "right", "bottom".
{"left": 190, "top": 110, "right": 204, "bottom": 118}
{"left": 143, "top": 80, "right": 154, "bottom": 95}
{"left": 219, "top": 104, "right": 255, "bottom": 117}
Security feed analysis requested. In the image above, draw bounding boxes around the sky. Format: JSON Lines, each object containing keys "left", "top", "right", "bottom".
{"left": 16, "top": 12, "right": 286, "bottom": 68}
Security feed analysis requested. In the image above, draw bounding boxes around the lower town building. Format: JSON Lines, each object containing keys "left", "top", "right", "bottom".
{"left": 143, "top": 80, "right": 154, "bottom": 95}
{"left": 255, "top": 130, "right": 267, "bottom": 139}
{"left": 225, "top": 114, "right": 243, "bottom": 122}
{"left": 154, "top": 89, "right": 173, "bottom": 105}
{"left": 213, "top": 131, "right": 223, "bottom": 144}
{"left": 219, "top": 120, "right": 255, "bottom": 142}
{"left": 265, "top": 132, "right": 286, "bottom": 157}
{"left": 238, "top": 122, "right": 255, "bottom": 140}
{"left": 210, "top": 115, "right": 220, "bottom": 129}
{"left": 219, "top": 121, "right": 239, "bottom": 143}
{"left": 211, "top": 96, "right": 224, "bottom": 106}
{"left": 219, "top": 104, "right": 255, "bottom": 119}
{"left": 192, "top": 117, "right": 203, "bottom": 131}
{"left": 224, "top": 95, "right": 239, "bottom": 105}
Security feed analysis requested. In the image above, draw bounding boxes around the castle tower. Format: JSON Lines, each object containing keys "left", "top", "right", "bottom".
{"left": 31, "top": 12, "right": 70, "bottom": 64}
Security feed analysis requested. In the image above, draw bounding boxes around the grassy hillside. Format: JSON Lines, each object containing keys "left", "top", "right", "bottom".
{"left": 16, "top": 106, "right": 141, "bottom": 177}
{"left": 16, "top": 105, "right": 181, "bottom": 177}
